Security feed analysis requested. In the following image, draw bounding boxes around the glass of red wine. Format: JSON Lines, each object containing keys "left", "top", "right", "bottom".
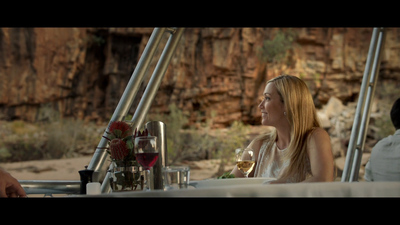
{"left": 134, "top": 136, "right": 158, "bottom": 191}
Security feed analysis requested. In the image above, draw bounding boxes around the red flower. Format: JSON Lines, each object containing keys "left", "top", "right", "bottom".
{"left": 133, "top": 127, "right": 149, "bottom": 138}
{"left": 99, "top": 121, "right": 151, "bottom": 161}
{"left": 109, "top": 138, "right": 129, "bottom": 160}
{"left": 108, "top": 121, "right": 132, "bottom": 139}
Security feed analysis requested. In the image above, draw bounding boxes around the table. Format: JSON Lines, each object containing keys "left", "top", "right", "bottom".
{"left": 72, "top": 178, "right": 400, "bottom": 197}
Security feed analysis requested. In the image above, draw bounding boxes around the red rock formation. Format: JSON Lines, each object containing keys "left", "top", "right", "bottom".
{"left": 0, "top": 27, "right": 398, "bottom": 128}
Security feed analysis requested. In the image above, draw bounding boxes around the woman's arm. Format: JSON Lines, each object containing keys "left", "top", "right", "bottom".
{"left": 302, "top": 127, "right": 334, "bottom": 182}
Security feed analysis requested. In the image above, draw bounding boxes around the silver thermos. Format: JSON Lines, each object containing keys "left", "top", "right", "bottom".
{"left": 145, "top": 121, "right": 168, "bottom": 190}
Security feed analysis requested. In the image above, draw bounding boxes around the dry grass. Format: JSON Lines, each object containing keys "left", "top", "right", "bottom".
{"left": 0, "top": 119, "right": 101, "bottom": 162}
{"left": 0, "top": 104, "right": 251, "bottom": 177}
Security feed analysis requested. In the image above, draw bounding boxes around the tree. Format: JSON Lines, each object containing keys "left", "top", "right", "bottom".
{"left": 257, "top": 28, "right": 296, "bottom": 65}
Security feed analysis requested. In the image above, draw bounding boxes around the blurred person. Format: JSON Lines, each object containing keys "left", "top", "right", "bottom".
{"left": 0, "top": 168, "right": 27, "bottom": 198}
{"left": 230, "top": 74, "right": 334, "bottom": 183}
{"left": 364, "top": 97, "right": 400, "bottom": 181}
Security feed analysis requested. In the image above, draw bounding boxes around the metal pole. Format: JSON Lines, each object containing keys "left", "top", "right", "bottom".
{"left": 87, "top": 28, "right": 166, "bottom": 182}
{"left": 129, "top": 28, "right": 184, "bottom": 131}
{"left": 349, "top": 27, "right": 385, "bottom": 181}
{"left": 145, "top": 121, "right": 168, "bottom": 190}
{"left": 20, "top": 180, "right": 80, "bottom": 195}
{"left": 341, "top": 28, "right": 380, "bottom": 182}
{"left": 100, "top": 28, "right": 185, "bottom": 193}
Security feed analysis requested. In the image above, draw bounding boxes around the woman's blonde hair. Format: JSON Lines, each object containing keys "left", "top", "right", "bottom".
{"left": 253, "top": 74, "right": 321, "bottom": 182}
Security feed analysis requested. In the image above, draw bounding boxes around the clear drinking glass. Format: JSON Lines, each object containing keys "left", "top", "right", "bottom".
{"left": 235, "top": 148, "right": 255, "bottom": 178}
{"left": 162, "top": 166, "right": 190, "bottom": 190}
{"left": 134, "top": 136, "right": 158, "bottom": 191}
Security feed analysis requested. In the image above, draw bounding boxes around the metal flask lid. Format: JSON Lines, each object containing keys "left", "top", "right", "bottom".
{"left": 78, "top": 165, "right": 94, "bottom": 194}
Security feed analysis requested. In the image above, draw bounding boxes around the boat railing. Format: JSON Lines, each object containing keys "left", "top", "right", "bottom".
{"left": 19, "top": 180, "right": 80, "bottom": 197}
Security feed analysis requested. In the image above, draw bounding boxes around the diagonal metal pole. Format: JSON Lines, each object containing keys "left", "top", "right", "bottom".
{"left": 87, "top": 28, "right": 166, "bottom": 181}
{"left": 341, "top": 27, "right": 385, "bottom": 182}
{"left": 349, "top": 27, "right": 385, "bottom": 181}
{"left": 341, "top": 28, "right": 378, "bottom": 182}
{"left": 130, "top": 27, "right": 185, "bottom": 131}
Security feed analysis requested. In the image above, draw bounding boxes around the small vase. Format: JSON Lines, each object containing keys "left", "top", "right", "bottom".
{"left": 110, "top": 160, "right": 141, "bottom": 192}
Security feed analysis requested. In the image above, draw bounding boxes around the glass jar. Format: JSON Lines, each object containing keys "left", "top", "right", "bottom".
{"left": 109, "top": 160, "right": 141, "bottom": 192}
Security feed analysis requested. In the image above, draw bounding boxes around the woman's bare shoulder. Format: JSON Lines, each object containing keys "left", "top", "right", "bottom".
{"left": 249, "top": 134, "right": 270, "bottom": 149}
{"left": 249, "top": 139, "right": 262, "bottom": 151}
{"left": 307, "top": 127, "right": 332, "bottom": 152}
{"left": 309, "top": 127, "right": 330, "bottom": 139}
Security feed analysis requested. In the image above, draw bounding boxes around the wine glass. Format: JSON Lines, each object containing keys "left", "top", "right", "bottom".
{"left": 235, "top": 148, "right": 255, "bottom": 178}
{"left": 134, "top": 136, "right": 158, "bottom": 191}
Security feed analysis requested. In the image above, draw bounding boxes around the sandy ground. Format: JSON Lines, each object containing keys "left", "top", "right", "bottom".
{"left": 0, "top": 156, "right": 233, "bottom": 182}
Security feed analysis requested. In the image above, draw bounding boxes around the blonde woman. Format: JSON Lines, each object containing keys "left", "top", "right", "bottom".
{"left": 231, "top": 74, "right": 334, "bottom": 183}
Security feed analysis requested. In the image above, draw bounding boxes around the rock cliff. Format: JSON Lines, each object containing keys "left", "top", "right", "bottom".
{"left": 1, "top": 27, "right": 399, "bottom": 128}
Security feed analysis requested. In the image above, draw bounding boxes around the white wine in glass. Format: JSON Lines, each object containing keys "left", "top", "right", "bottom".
{"left": 235, "top": 148, "right": 255, "bottom": 178}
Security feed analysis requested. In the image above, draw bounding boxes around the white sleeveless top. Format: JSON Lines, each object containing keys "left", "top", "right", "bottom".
{"left": 254, "top": 141, "right": 290, "bottom": 179}
{"left": 254, "top": 140, "right": 311, "bottom": 182}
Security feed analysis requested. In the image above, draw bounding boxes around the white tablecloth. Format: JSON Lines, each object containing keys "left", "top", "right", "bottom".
{"left": 76, "top": 178, "right": 400, "bottom": 197}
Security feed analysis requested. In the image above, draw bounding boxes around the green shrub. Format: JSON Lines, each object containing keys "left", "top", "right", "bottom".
{"left": 257, "top": 28, "right": 296, "bottom": 64}
{"left": 0, "top": 131, "right": 46, "bottom": 162}
{"left": 0, "top": 117, "right": 98, "bottom": 162}
{"left": 42, "top": 118, "right": 86, "bottom": 159}
{"left": 213, "top": 120, "right": 250, "bottom": 176}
